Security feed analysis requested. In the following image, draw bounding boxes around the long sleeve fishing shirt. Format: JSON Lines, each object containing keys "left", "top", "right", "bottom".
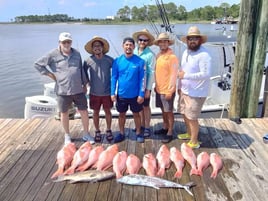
{"left": 134, "top": 47, "right": 155, "bottom": 90}
{"left": 34, "top": 48, "right": 87, "bottom": 96}
{"left": 178, "top": 46, "right": 212, "bottom": 97}
{"left": 111, "top": 54, "right": 145, "bottom": 98}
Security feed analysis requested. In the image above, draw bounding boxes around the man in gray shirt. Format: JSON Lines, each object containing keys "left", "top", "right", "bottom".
{"left": 34, "top": 32, "right": 95, "bottom": 144}
{"left": 84, "top": 36, "right": 114, "bottom": 143}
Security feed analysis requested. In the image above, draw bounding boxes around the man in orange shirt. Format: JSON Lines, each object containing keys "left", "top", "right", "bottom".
{"left": 154, "top": 33, "right": 179, "bottom": 143}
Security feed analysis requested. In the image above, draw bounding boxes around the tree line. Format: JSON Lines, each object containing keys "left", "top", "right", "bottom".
{"left": 14, "top": 2, "right": 239, "bottom": 23}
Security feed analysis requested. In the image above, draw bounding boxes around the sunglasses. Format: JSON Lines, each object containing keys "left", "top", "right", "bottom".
{"left": 138, "top": 38, "right": 149, "bottom": 42}
{"left": 187, "top": 37, "right": 200, "bottom": 41}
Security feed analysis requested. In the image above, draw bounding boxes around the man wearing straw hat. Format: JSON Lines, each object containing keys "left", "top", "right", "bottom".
{"left": 84, "top": 36, "right": 114, "bottom": 143}
{"left": 132, "top": 29, "right": 156, "bottom": 139}
{"left": 154, "top": 32, "right": 179, "bottom": 143}
{"left": 177, "top": 26, "right": 212, "bottom": 149}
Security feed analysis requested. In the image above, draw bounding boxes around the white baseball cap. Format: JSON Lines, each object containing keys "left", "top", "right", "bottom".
{"left": 59, "top": 32, "right": 72, "bottom": 42}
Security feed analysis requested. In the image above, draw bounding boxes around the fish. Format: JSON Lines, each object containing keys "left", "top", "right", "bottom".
{"left": 113, "top": 151, "right": 128, "bottom": 178}
{"left": 170, "top": 146, "right": 185, "bottom": 179}
{"left": 96, "top": 144, "right": 119, "bottom": 171}
{"left": 196, "top": 151, "right": 210, "bottom": 176}
{"left": 51, "top": 142, "right": 77, "bottom": 179}
{"left": 64, "top": 141, "right": 92, "bottom": 175}
{"left": 181, "top": 143, "right": 198, "bottom": 176}
{"left": 116, "top": 174, "right": 195, "bottom": 196}
{"left": 156, "top": 144, "right": 171, "bottom": 177}
{"left": 76, "top": 145, "right": 104, "bottom": 172}
{"left": 142, "top": 153, "right": 157, "bottom": 176}
{"left": 53, "top": 170, "right": 115, "bottom": 183}
{"left": 210, "top": 153, "right": 223, "bottom": 179}
{"left": 126, "top": 154, "right": 142, "bottom": 174}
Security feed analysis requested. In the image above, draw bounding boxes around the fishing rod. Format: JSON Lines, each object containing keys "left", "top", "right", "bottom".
{"left": 155, "top": 0, "right": 172, "bottom": 33}
{"left": 143, "top": 4, "right": 160, "bottom": 36}
{"left": 160, "top": 0, "right": 172, "bottom": 33}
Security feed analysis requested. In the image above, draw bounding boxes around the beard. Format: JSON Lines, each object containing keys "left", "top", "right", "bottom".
{"left": 188, "top": 42, "right": 201, "bottom": 51}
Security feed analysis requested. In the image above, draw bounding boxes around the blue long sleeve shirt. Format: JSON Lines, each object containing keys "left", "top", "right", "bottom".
{"left": 111, "top": 54, "right": 145, "bottom": 98}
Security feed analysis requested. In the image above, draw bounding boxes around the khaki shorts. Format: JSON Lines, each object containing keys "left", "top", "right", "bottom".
{"left": 177, "top": 93, "right": 206, "bottom": 120}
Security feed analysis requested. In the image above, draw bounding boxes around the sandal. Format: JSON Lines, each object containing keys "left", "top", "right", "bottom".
{"left": 143, "top": 128, "right": 151, "bottom": 138}
{"left": 94, "top": 130, "right": 102, "bottom": 143}
{"left": 106, "top": 130, "right": 114, "bottom": 141}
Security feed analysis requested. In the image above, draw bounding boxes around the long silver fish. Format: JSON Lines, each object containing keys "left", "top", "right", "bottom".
{"left": 52, "top": 170, "right": 115, "bottom": 184}
{"left": 117, "top": 174, "right": 195, "bottom": 196}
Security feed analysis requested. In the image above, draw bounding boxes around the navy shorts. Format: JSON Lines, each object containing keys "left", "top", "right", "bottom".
{"left": 116, "top": 96, "right": 143, "bottom": 113}
{"left": 57, "top": 93, "right": 87, "bottom": 113}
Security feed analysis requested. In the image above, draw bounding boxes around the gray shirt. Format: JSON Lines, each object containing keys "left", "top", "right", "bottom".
{"left": 84, "top": 55, "right": 113, "bottom": 96}
{"left": 34, "top": 48, "right": 87, "bottom": 95}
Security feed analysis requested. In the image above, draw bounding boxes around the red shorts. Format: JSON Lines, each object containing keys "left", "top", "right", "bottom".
{"left": 89, "top": 94, "right": 113, "bottom": 110}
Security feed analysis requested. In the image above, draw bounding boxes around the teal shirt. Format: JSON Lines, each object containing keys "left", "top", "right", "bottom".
{"left": 134, "top": 46, "right": 155, "bottom": 90}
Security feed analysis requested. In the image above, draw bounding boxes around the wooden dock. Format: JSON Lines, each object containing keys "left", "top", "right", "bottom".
{"left": 0, "top": 117, "right": 268, "bottom": 201}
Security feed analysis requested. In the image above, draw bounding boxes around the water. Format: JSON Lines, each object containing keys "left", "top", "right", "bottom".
{"left": 0, "top": 23, "right": 238, "bottom": 118}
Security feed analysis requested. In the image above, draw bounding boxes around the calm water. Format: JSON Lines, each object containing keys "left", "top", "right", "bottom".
{"left": 0, "top": 23, "right": 238, "bottom": 118}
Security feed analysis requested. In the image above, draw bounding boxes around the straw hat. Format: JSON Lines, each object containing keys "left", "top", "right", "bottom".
{"left": 181, "top": 26, "right": 208, "bottom": 44}
{"left": 153, "top": 32, "right": 174, "bottom": 46}
{"left": 132, "top": 29, "right": 155, "bottom": 46}
{"left": 84, "top": 36, "right": 110, "bottom": 54}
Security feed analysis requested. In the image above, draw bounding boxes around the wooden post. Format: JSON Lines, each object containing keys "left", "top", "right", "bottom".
{"left": 229, "top": 0, "right": 268, "bottom": 119}
{"left": 262, "top": 66, "right": 268, "bottom": 117}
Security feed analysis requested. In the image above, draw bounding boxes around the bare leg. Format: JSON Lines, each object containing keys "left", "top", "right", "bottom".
{"left": 143, "top": 106, "right": 151, "bottom": 128}
{"left": 61, "top": 112, "right": 69, "bottom": 134}
{"left": 139, "top": 110, "right": 145, "bottom": 128}
{"left": 183, "top": 114, "right": 191, "bottom": 135}
{"left": 93, "top": 109, "right": 100, "bottom": 131}
{"left": 166, "top": 112, "right": 174, "bottom": 135}
{"left": 188, "top": 119, "right": 199, "bottom": 144}
{"left": 118, "top": 112, "right": 126, "bottom": 134}
{"left": 78, "top": 109, "right": 89, "bottom": 134}
{"left": 103, "top": 108, "right": 112, "bottom": 130}
{"left": 133, "top": 112, "right": 141, "bottom": 134}
{"left": 161, "top": 107, "right": 168, "bottom": 129}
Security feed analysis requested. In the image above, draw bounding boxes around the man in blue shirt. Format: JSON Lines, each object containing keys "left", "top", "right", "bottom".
{"left": 111, "top": 37, "right": 146, "bottom": 143}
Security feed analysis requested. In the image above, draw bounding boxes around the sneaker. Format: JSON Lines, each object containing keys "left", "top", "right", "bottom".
{"left": 154, "top": 128, "right": 168, "bottom": 135}
{"left": 177, "top": 133, "right": 191, "bottom": 140}
{"left": 82, "top": 134, "right": 95, "bottom": 144}
{"left": 143, "top": 128, "right": 151, "bottom": 138}
{"left": 187, "top": 141, "right": 200, "bottom": 149}
{"left": 161, "top": 135, "right": 173, "bottom": 143}
{"left": 114, "top": 133, "right": 125, "bottom": 143}
{"left": 136, "top": 133, "right": 144, "bottom": 143}
{"left": 64, "top": 134, "right": 72, "bottom": 145}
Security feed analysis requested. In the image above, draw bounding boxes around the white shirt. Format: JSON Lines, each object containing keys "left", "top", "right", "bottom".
{"left": 178, "top": 46, "right": 211, "bottom": 97}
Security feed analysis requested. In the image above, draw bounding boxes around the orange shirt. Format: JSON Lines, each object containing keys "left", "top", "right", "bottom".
{"left": 155, "top": 48, "right": 179, "bottom": 95}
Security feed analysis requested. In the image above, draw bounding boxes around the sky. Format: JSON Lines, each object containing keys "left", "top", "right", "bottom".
{"left": 0, "top": 0, "right": 240, "bottom": 22}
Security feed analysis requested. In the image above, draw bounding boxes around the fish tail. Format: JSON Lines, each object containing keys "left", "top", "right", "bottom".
{"left": 116, "top": 172, "right": 123, "bottom": 179}
{"left": 197, "top": 170, "right": 203, "bottom": 176}
{"left": 183, "top": 182, "right": 194, "bottom": 196}
{"left": 190, "top": 168, "right": 199, "bottom": 176}
{"left": 174, "top": 170, "right": 182, "bottom": 179}
{"left": 210, "top": 170, "right": 217, "bottom": 179}
{"left": 51, "top": 169, "right": 64, "bottom": 179}
{"left": 156, "top": 168, "right": 165, "bottom": 177}
{"left": 64, "top": 168, "right": 75, "bottom": 175}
